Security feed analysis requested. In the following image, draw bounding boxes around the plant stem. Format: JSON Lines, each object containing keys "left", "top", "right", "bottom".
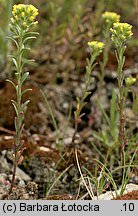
{"left": 6, "top": 3, "right": 38, "bottom": 197}
{"left": 71, "top": 120, "right": 78, "bottom": 145}
{"left": 71, "top": 54, "right": 96, "bottom": 145}
{"left": 8, "top": 158, "right": 16, "bottom": 195}
{"left": 100, "top": 26, "right": 110, "bottom": 87}
{"left": 8, "top": 33, "right": 24, "bottom": 195}
{"left": 116, "top": 45, "right": 127, "bottom": 181}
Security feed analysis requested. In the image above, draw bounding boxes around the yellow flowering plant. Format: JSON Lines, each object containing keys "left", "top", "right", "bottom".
{"left": 5, "top": 4, "right": 38, "bottom": 196}
{"left": 110, "top": 22, "right": 133, "bottom": 48}
{"left": 11, "top": 4, "right": 38, "bottom": 29}
{"left": 71, "top": 41, "right": 104, "bottom": 144}
{"left": 99, "top": 11, "right": 120, "bottom": 86}
{"left": 87, "top": 41, "right": 104, "bottom": 57}
{"left": 102, "top": 11, "right": 120, "bottom": 24}
{"left": 110, "top": 22, "right": 134, "bottom": 195}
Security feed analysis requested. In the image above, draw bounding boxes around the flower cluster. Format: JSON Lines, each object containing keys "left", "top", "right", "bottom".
{"left": 110, "top": 22, "right": 133, "bottom": 46}
{"left": 10, "top": 4, "right": 38, "bottom": 30}
{"left": 125, "top": 77, "right": 136, "bottom": 86}
{"left": 102, "top": 11, "right": 120, "bottom": 25}
{"left": 88, "top": 41, "right": 104, "bottom": 56}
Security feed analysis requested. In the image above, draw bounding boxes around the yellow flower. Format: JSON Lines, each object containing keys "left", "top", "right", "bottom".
{"left": 33, "top": 21, "right": 38, "bottom": 25}
{"left": 13, "top": 5, "right": 17, "bottom": 12}
{"left": 125, "top": 77, "right": 136, "bottom": 86}
{"left": 27, "top": 4, "right": 38, "bottom": 16}
{"left": 10, "top": 18, "right": 14, "bottom": 23}
{"left": 15, "top": 15, "right": 18, "bottom": 20}
{"left": 29, "top": 4, "right": 36, "bottom": 11}
{"left": 13, "top": 4, "right": 25, "bottom": 13}
{"left": 102, "top": 11, "right": 120, "bottom": 24}
{"left": 21, "top": 12, "right": 25, "bottom": 17}
{"left": 34, "top": 11, "right": 39, "bottom": 16}
{"left": 12, "top": 4, "right": 38, "bottom": 19}
{"left": 11, "top": 4, "right": 38, "bottom": 30}
{"left": 88, "top": 41, "right": 104, "bottom": 55}
{"left": 12, "top": 11, "right": 16, "bottom": 16}
{"left": 30, "top": 16, "right": 35, "bottom": 21}
{"left": 110, "top": 22, "right": 133, "bottom": 45}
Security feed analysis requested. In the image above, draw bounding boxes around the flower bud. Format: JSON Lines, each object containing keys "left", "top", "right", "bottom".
{"left": 110, "top": 22, "right": 133, "bottom": 46}
{"left": 125, "top": 77, "right": 136, "bottom": 86}
{"left": 102, "top": 11, "right": 120, "bottom": 24}
{"left": 88, "top": 41, "right": 104, "bottom": 56}
{"left": 10, "top": 4, "right": 38, "bottom": 31}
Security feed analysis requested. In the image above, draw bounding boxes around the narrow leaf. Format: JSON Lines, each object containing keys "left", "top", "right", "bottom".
{"left": 21, "top": 88, "right": 32, "bottom": 96}
{"left": 12, "top": 57, "right": 18, "bottom": 68}
{"left": 14, "top": 117, "right": 18, "bottom": 133}
{"left": 11, "top": 100, "right": 18, "bottom": 116}
{"left": 6, "top": 36, "right": 19, "bottom": 48}
{"left": 22, "top": 59, "right": 35, "bottom": 68}
{"left": 21, "top": 72, "right": 29, "bottom": 85}
{"left": 16, "top": 24, "right": 21, "bottom": 35}
{"left": 21, "top": 100, "right": 30, "bottom": 111}
{"left": 84, "top": 91, "right": 91, "bottom": 99}
{"left": 6, "top": 79, "right": 16, "bottom": 88}
{"left": 15, "top": 85, "right": 19, "bottom": 97}
{"left": 23, "top": 36, "right": 37, "bottom": 43}
{"left": 25, "top": 32, "right": 39, "bottom": 37}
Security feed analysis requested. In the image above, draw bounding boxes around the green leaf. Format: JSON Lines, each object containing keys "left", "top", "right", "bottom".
{"left": 23, "top": 36, "right": 37, "bottom": 44}
{"left": 30, "top": 32, "right": 39, "bottom": 35}
{"left": 16, "top": 24, "right": 21, "bottom": 35}
{"left": 25, "top": 32, "right": 39, "bottom": 37}
{"left": 76, "top": 97, "right": 80, "bottom": 103}
{"left": 20, "top": 47, "right": 30, "bottom": 57}
{"left": 14, "top": 117, "right": 18, "bottom": 133}
{"left": 6, "top": 36, "right": 19, "bottom": 48}
{"left": 11, "top": 100, "right": 18, "bottom": 116}
{"left": 12, "top": 57, "right": 18, "bottom": 68}
{"left": 13, "top": 35, "right": 20, "bottom": 39}
{"left": 22, "top": 47, "right": 30, "bottom": 51}
{"left": 22, "top": 59, "right": 35, "bottom": 68}
{"left": 84, "top": 91, "right": 91, "bottom": 99}
{"left": 21, "top": 100, "right": 30, "bottom": 111}
{"left": 16, "top": 85, "right": 19, "bottom": 96}
{"left": 94, "top": 159, "right": 118, "bottom": 196}
{"left": 115, "top": 50, "right": 119, "bottom": 62}
{"left": 21, "top": 72, "right": 29, "bottom": 85}
{"left": 122, "top": 56, "right": 126, "bottom": 67}
{"left": 21, "top": 88, "right": 32, "bottom": 96}
{"left": 86, "top": 58, "right": 89, "bottom": 65}
{"left": 120, "top": 146, "right": 138, "bottom": 195}
{"left": 6, "top": 79, "right": 16, "bottom": 88}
